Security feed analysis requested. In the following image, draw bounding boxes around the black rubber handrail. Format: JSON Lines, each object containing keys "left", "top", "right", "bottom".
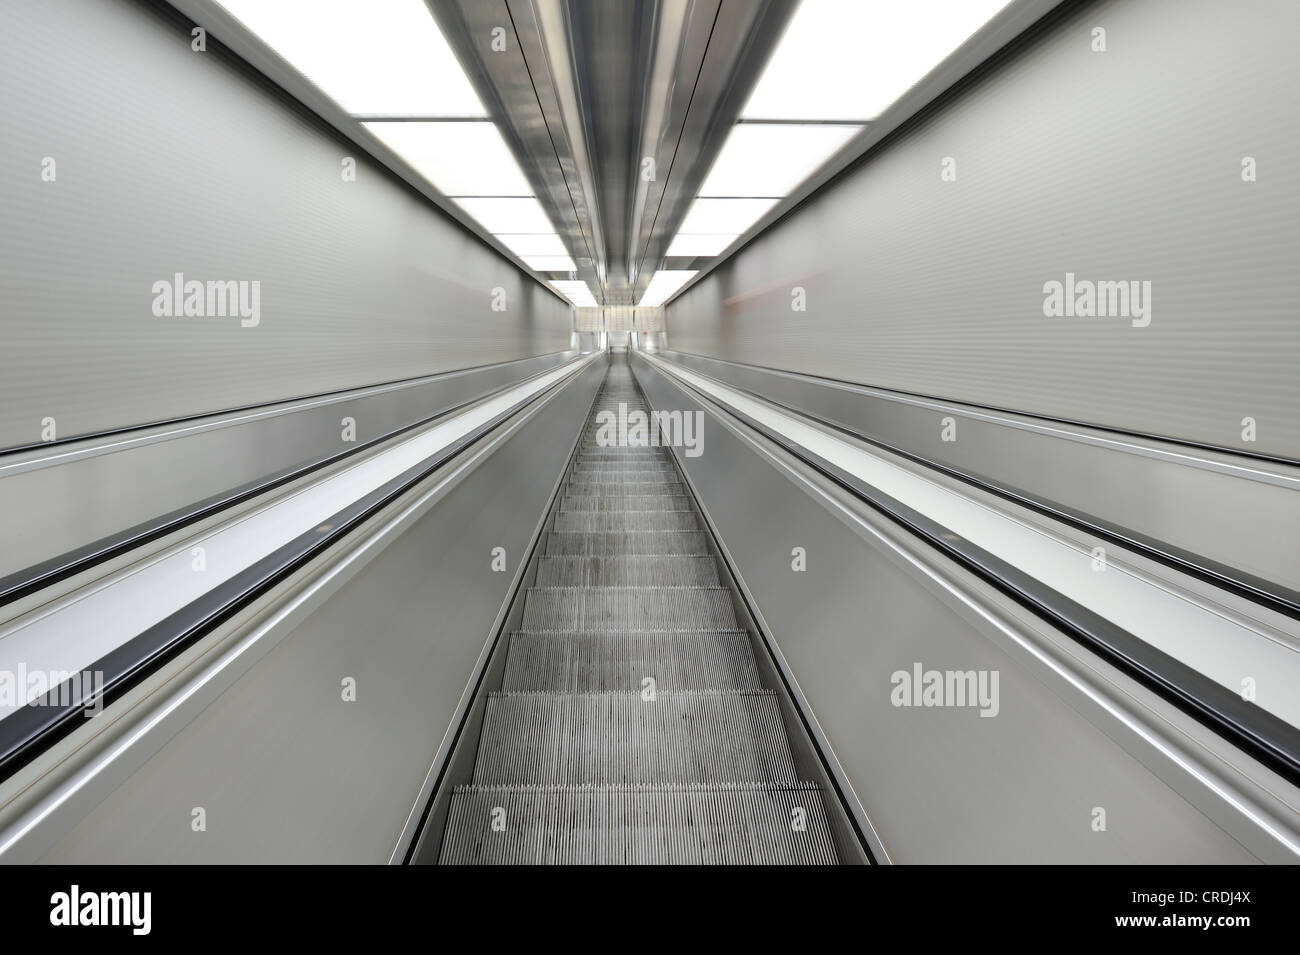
{"left": 650, "top": 358, "right": 1300, "bottom": 789}
{"left": 0, "top": 365, "right": 586, "bottom": 782}
{"left": 661, "top": 352, "right": 1300, "bottom": 620}
{"left": 0, "top": 358, "right": 580, "bottom": 608}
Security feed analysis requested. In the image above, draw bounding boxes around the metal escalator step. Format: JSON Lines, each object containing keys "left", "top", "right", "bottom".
{"left": 577, "top": 454, "right": 671, "bottom": 464}
{"left": 522, "top": 586, "right": 737, "bottom": 630}
{"left": 436, "top": 356, "right": 841, "bottom": 864}
{"left": 472, "top": 690, "right": 797, "bottom": 785}
{"left": 439, "top": 783, "right": 837, "bottom": 865}
{"left": 573, "top": 457, "right": 676, "bottom": 468}
{"left": 553, "top": 511, "right": 698, "bottom": 532}
{"left": 578, "top": 445, "right": 667, "bottom": 453}
{"left": 544, "top": 531, "right": 710, "bottom": 556}
{"left": 536, "top": 555, "right": 719, "bottom": 586}
{"left": 559, "top": 494, "right": 692, "bottom": 512}
{"left": 564, "top": 481, "right": 685, "bottom": 496}
{"left": 568, "top": 471, "right": 681, "bottom": 485}
{"left": 501, "top": 630, "right": 758, "bottom": 691}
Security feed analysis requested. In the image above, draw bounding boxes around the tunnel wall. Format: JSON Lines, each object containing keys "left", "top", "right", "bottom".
{"left": 0, "top": 0, "right": 573, "bottom": 450}
{"left": 664, "top": 0, "right": 1300, "bottom": 460}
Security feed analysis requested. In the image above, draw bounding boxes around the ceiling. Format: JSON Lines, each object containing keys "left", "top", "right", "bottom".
{"left": 428, "top": 0, "right": 800, "bottom": 306}
{"left": 207, "top": 0, "right": 1037, "bottom": 308}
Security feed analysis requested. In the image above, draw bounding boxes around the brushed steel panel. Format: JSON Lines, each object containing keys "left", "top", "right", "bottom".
{"left": 657, "top": 350, "right": 1300, "bottom": 600}
{"left": 0, "top": 0, "right": 571, "bottom": 450}
{"left": 665, "top": 0, "right": 1300, "bottom": 460}
{"left": 632, "top": 353, "right": 1278, "bottom": 863}
{"left": 0, "top": 352, "right": 574, "bottom": 584}
{"left": 31, "top": 362, "right": 603, "bottom": 863}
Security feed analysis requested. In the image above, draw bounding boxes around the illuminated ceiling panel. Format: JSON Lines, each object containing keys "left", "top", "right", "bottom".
{"left": 638, "top": 271, "right": 698, "bottom": 307}
{"left": 217, "top": 0, "right": 485, "bottom": 117}
{"left": 362, "top": 122, "right": 531, "bottom": 197}
{"left": 741, "top": 0, "right": 1014, "bottom": 121}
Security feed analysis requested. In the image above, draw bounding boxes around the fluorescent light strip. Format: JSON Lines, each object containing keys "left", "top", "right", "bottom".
{"left": 362, "top": 122, "right": 532, "bottom": 197}
{"left": 454, "top": 198, "right": 554, "bottom": 234}
{"left": 742, "top": 0, "right": 1014, "bottom": 121}
{"left": 698, "top": 123, "right": 861, "bottom": 197}
{"left": 666, "top": 234, "right": 738, "bottom": 257}
{"left": 678, "top": 197, "right": 780, "bottom": 235}
{"left": 218, "top": 0, "right": 486, "bottom": 117}
{"left": 638, "top": 270, "right": 697, "bottom": 308}
{"left": 493, "top": 234, "right": 569, "bottom": 257}
{"left": 551, "top": 281, "right": 598, "bottom": 307}
{"left": 523, "top": 256, "right": 578, "bottom": 272}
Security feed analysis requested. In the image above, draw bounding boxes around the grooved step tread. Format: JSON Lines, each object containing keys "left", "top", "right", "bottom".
{"left": 560, "top": 495, "right": 693, "bottom": 512}
{"left": 564, "top": 482, "right": 685, "bottom": 496}
{"left": 439, "top": 783, "right": 837, "bottom": 865}
{"left": 553, "top": 511, "right": 699, "bottom": 532}
{"left": 545, "top": 530, "right": 710, "bottom": 556}
{"left": 574, "top": 459, "right": 677, "bottom": 470}
{"left": 473, "top": 691, "right": 797, "bottom": 786}
{"left": 502, "top": 629, "right": 759, "bottom": 691}
{"left": 568, "top": 472, "right": 682, "bottom": 484}
{"left": 522, "top": 586, "right": 738, "bottom": 630}
{"left": 536, "top": 555, "right": 720, "bottom": 586}
{"left": 439, "top": 356, "right": 839, "bottom": 865}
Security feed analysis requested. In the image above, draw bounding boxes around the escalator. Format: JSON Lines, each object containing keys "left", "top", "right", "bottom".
{"left": 436, "top": 353, "right": 841, "bottom": 864}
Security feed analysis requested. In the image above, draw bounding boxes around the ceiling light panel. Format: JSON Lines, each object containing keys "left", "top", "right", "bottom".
{"left": 523, "top": 256, "right": 578, "bottom": 272}
{"left": 493, "top": 234, "right": 569, "bottom": 257}
{"left": 551, "top": 281, "right": 598, "bottom": 307}
{"left": 742, "top": 0, "right": 1013, "bottom": 121}
{"left": 638, "top": 271, "right": 698, "bottom": 308}
{"left": 362, "top": 122, "right": 532, "bottom": 196}
{"left": 678, "top": 198, "right": 780, "bottom": 235}
{"left": 666, "top": 234, "right": 738, "bottom": 257}
{"left": 453, "top": 198, "right": 554, "bottom": 234}
{"left": 698, "top": 123, "right": 861, "bottom": 197}
{"left": 217, "top": 0, "right": 486, "bottom": 117}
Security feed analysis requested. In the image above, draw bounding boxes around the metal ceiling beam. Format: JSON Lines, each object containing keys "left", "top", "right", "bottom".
{"left": 435, "top": 0, "right": 794, "bottom": 307}
{"left": 429, "top": 0, "right": 606, "bottom": 299}
{"left": 627, "top": 0, "right": 798, "bottom": 303}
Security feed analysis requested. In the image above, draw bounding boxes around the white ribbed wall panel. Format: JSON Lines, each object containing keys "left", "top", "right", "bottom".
{"left": 665, "top": 0, "right": 1300, "bottom": 460}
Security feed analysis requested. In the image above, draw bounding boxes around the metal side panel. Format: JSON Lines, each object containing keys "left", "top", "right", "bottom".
{"left": 630, "top": 351, "right": 1293, "bottom": 864}
{"left": 655, "top": 351, "right": 1300, "bottom": 604}
{"left": 0, "top": 352, "right": 575, "bottom": 589}
{"left": 22, "top": 362, "right": 603, "bottom": 864}
{"left": 663, "top": 0, "right": 1300, "bottom": 462}
{"left": 0, "top": 0, "right": 571, "bottom": 451}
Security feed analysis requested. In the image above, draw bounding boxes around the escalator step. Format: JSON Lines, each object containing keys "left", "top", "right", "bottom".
{"left": 575, "top": 450, "right": 663, "bottom": 459}
{"left": 573, "top": 460, "right": 677, "bottom": 472}
{"left": 544, "top": 531, "right": 710, "bottom": 556}
{"left": 553, "top": 511, "right": 698, "bottom": 532}
{"left": 536, "top": 555, "right": 719, "bottom": 586}
{"left": 568, "top": 471, "right": 681, "bottom": 484}
{"left": 501, "top": 629, "right": 759, "bottom": 691}
{"left": 563, "top": 481, "right": 685, "bottom": 496}
{"left": 436, "top": 354, "right": 840, "bottom": 864}
{"left": 440, "top": 783, "right": 837, "bottom": 865}
{"left": 473, "top": 690, "right": 797, "bottom": 785}
{"left": 559, "top": 494, "right": 693, "bottom": 512}
{"left": 522, "top": 586, "right": 738, "bottom": 630}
